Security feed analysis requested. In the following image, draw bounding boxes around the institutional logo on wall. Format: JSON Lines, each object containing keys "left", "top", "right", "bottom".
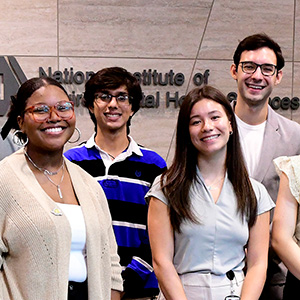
{"left": 0, "top": 56, "right": 27, "bottom": 116}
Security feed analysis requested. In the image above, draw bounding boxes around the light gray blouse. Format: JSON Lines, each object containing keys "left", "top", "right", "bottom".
{"left": 146, "top": 169, "right": 275, "bottom": 275}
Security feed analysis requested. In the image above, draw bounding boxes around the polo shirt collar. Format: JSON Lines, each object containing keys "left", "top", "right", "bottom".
{"left": 85, "top": 133, "right": 143, "bottom": 157}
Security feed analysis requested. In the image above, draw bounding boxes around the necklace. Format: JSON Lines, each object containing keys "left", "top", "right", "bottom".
{"left": 24, "top": 150, "right": 65, "bottom": 199}
{"left": 207, "top": 176, "right": 224, "bottom": 191}
{"left": 43, "top": 167, "right": 65, "bottom": 199}
{"left": 24, "top": 151, "right": 64, "bottom": 176}
{"left": 107, "top": 153, "right": 116, "bottom": 160}
{"left": 106, "top": 143, "right": 130, "bottom": 160}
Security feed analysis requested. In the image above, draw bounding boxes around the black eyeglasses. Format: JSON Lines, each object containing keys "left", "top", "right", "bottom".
{"left": 239, "top": 61, "right": 277, "bottom": 76}
{"left": 24, "top": 101, "right": 74, "bottom": 123}
{"left": 94, "top": 93, "right": 132, "bottom": 105}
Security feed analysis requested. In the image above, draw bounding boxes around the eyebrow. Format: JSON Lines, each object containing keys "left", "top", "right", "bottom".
{"left": 99, "top": 91, "right": 129, "bottom": 97}
{"left": 241, "top": 61, "right": 276, "bottom": 65}
{"left": 190, "top": 110, "right": 222, "bottom": 119}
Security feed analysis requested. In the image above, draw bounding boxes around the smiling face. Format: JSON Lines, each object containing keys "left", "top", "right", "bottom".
{"left": 18, "top": 85, "right": 76, "bottom": 152}
{"left": 90, "top": 85, "right": 133, "bottom": 135}
{"left": 189, "top": 98, "right": 232, "bottom": 159}
{"left": 230, "top": 47, "right": 282, "bottom": 107}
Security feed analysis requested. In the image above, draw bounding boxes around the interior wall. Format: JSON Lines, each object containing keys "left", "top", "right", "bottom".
{"left": 0, "top": 0, "right": 299, "bottom": 164}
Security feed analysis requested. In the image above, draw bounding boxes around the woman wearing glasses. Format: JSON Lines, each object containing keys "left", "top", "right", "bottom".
{"left": 146, "top": 86, "right": 275, "bottom": 300}
{"left": 0, "top": 77, "right": 123, "bottom": 300}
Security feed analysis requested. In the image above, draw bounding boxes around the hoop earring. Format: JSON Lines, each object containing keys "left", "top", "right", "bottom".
{"left": 12, "top": 130, "right": 28, "bottom": 147}
{"left": 68, "top": 127, "right": 81, "bottom": 144}
{"left": 229, "top": 131, "right": 233, "bottom": 135}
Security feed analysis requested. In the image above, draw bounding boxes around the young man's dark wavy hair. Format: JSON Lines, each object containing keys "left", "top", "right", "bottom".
{"left": 82, "top": 67, "right": 142, "bottom": 134}
{"left": 161, "top": 85, "right": 257, "bottom": 233}
{"left": 233, "top": 33, "right": 285, "bottom": 72}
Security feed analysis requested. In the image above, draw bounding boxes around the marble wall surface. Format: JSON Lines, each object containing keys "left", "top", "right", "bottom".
{"left": 0, "top": 0, "right": 299, "bottom": 164}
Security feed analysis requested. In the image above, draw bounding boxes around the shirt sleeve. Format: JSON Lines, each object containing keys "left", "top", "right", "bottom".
{"left": 145, "top": 175, "right": 169, "bottom": 206}
{"left": 274, "top": 155, "right": 300, "bottom": 204}
{"left": 250, "top": 178, "right": 276, "bottom": 215}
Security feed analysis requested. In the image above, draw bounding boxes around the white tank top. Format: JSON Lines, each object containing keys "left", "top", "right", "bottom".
{"left": 57, "top": 203, "right": 87, "bottom": 282}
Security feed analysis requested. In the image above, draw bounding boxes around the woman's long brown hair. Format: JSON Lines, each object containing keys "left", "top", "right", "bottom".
{"left": 161, "top": 85, "right": 257, "bottom": 233}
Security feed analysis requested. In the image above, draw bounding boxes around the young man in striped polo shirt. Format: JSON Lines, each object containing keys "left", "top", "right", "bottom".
{"left": 65, "top": 67, "right": 166, "bottom": 299}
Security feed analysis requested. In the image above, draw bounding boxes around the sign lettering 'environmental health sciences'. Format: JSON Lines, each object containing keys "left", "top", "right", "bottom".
{"left": 0, "top": 56, "right": 299, "bottom": 117}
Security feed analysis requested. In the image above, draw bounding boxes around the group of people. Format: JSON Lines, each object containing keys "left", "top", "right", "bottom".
{"left": 0, "top": 32, "right": 299, "bottom": 300}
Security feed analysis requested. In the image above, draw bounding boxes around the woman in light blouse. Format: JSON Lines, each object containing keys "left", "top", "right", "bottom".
{"left": 147, "top": 85, "right": 274, "bottom": 300}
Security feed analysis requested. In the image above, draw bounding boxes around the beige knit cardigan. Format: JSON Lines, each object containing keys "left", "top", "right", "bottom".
{"left": 0, "top": 149, "right": 123, "bottom": 299}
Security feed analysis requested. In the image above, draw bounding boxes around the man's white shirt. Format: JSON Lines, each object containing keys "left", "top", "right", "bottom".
{"left": 235, "top": 114, "right": 266, "bottom": 177}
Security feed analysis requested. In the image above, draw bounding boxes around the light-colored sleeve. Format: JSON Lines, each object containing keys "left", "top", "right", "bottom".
{"left": 145, "top": 175, "right": 169, "bottom": 206}
{"left": 108, "top": 220, "right": 124, "bottom": 292}
{"left": 250, "top": 178, "right": 275, "bottom": 215}
{"left": 274, "top": 155, "right": 300, "bottom": 204}
{"left": 0, "top": 208, "right": 7, "bottom": 270}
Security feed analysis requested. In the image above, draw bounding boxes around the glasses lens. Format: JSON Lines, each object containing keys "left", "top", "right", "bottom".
{"left": 32, "top": 105, "right": 50, "bottom": 121}
{"left": 56, "top": 102, "right": 73, "bottom": 112}
{"left": 55, "top": 102, "right": 74, "bottom": 118}
{"left": 32, "top": 105, "right": 49, "bottom": 114}
{"left": 96, "top": 93, "right": 111, "bottom": 102}
{"left": 242, "top": 62, "right": 257, "bottom": 74}
{"left": 261, "top": 64, "right": 276, "bottom": 76}
{"left": 116, "top": 95, "right": 129, "bottom": 102}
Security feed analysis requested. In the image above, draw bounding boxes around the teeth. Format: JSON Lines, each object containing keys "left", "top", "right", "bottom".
{"left": 106, "top": 114, "right": 119, "bottom": 117}
{"left": 45, "top": 127, "right": 62, "bottom": 133}
{"left": 202, "top": 135, "right": 218, "bottom": 141}
{"left": 248, "top": 84, "right": 263, "bottom": 90}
